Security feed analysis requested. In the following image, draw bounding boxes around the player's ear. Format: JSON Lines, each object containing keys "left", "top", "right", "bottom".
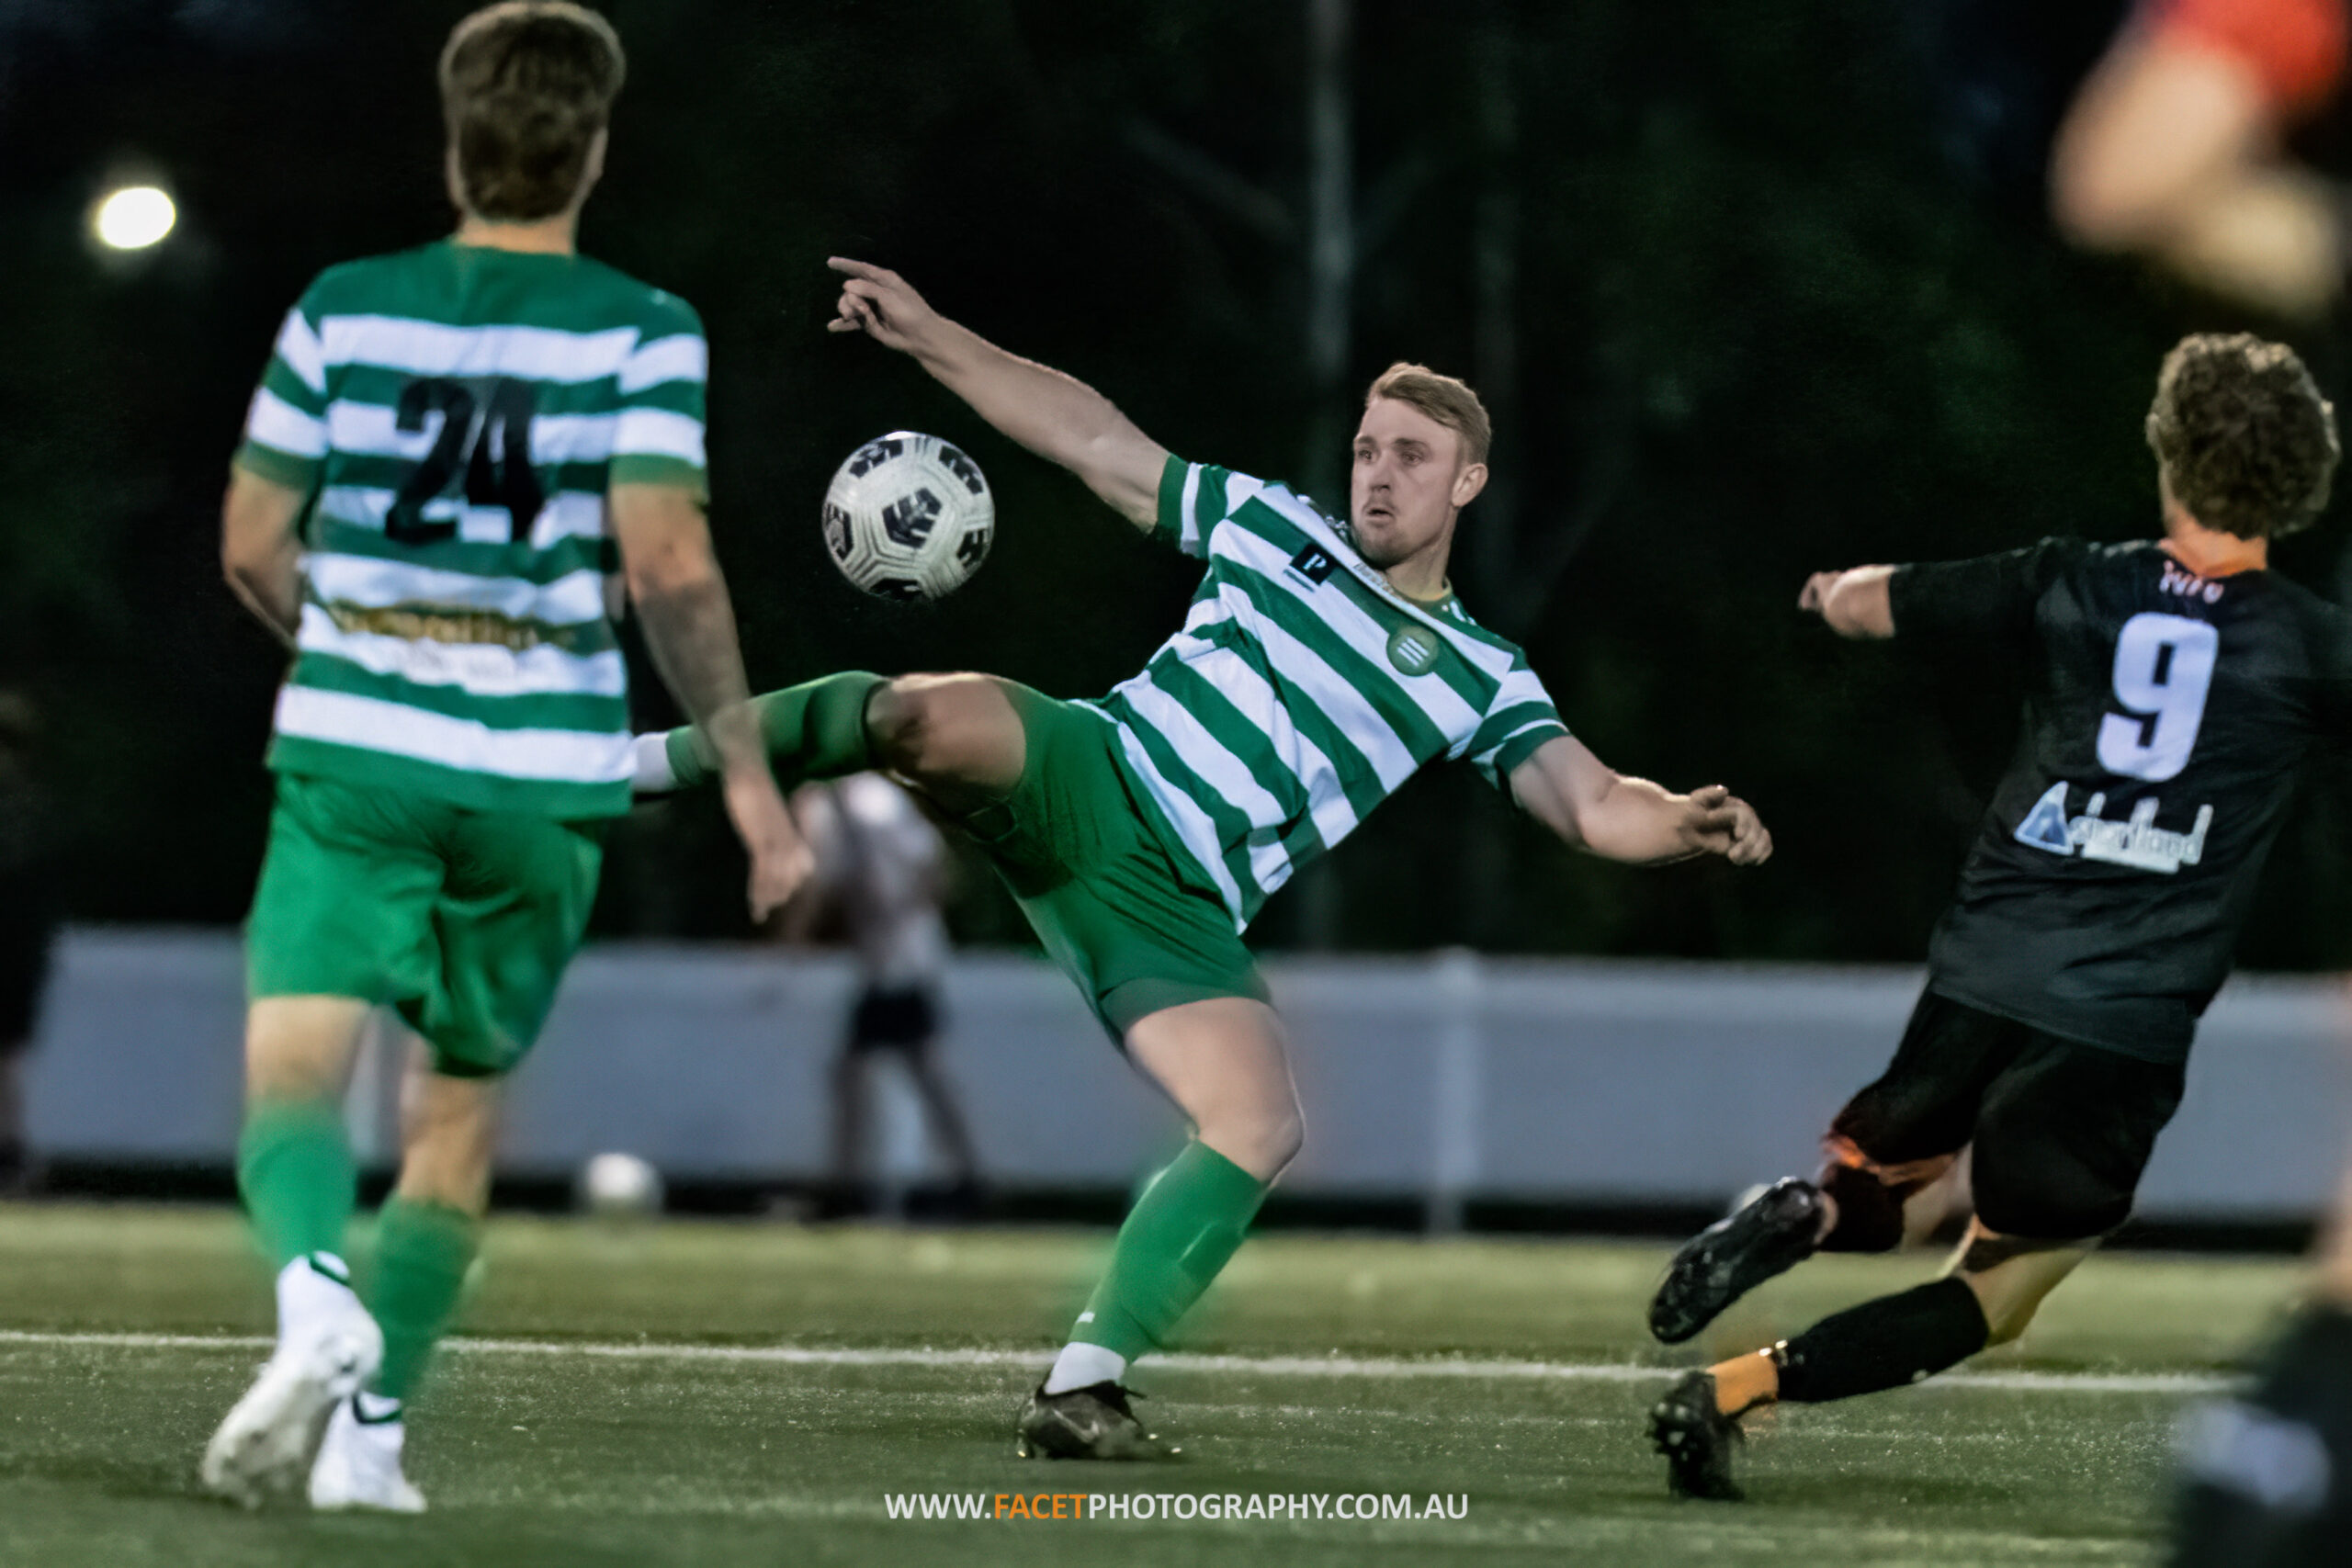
{"left": 1453, "top": 461, "right": 1488, "bottom": 509}
{"left": 444, "top": 143, "right": 468, "bottom": 217}
{"left": 575, "top": 130, "right": 609, "bottom": 208}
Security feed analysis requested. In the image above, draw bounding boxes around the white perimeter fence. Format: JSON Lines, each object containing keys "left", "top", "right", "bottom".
{"left": 24, "top": 929, "right": 2352, "bottom": 1222}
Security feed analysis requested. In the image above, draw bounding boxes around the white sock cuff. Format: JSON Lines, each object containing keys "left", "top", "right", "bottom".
{"left": 1042, "top": 1341, "right": 1127, "bottom": 1395}
{"left": 632, "top": 732, "right": 678, "bottom": 793}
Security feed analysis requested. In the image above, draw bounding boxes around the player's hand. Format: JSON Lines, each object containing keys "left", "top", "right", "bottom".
{"left": 1684, "top": 784, "right": 1772, "bottom": 866}
{"left": 1797, "top": 571, "right": 1842, "bottom": 616}
{"left": 827, "top": 257, "right": 942, "bottom": 356}
{"left": 722, "top": 766, "right": 814, "bottom": 921}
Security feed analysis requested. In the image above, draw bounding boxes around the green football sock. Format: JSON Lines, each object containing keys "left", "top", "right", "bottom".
{"left": 236, "top": 1099, "right": 356, "bottom": 1270}
{"left": 368, "top": 1196, "right": 481, "bottom": 1404}
{"left": 664, "top": 671, "right": 886, "bottom": 789}
{"left": 1070, "top": 1141, "right": 1268, "bottom": 1362}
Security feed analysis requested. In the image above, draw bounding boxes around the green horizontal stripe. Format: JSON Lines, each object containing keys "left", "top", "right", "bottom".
{"left": 325, "top": 363, "right": 703, "bottom": 420}
{"left": 261, "top": 357, "right": 327, "bottom": 415}
{"left": 608, "top": 454, "right": 708, "bottom": 501}
{"left": 1147, "top": 649, "right": 1312, "bottom": 824}
{"left": 268, "top": 737, "right": 630, "bottom": 820}
{"left": 324, "top": 452, "right": 616, "bottom": 496}
{"left": 1225, "top": 567, "right": 1450, "bottom": 763}
{"left": 305, "top": 243, "right": 699, "bottom": 341}
{"left": 1487, "top": 721, "right": 1567, "bottom": 784}
{"left": 291, "top": 651, "right": 628, "bottom": 734}
{"left": 1471, "top": 700, "right": 1565, "bottom": 756}
{"left": 1105, "top": 688, "right": 1267, "bottom": 917}
{"left": 1206, "top": 614, "right": 1388, "bottom": 824}
{"left": 234, "top": 441, "right": 322, "bottom": 491}
{"left": 311, "top": 515, "right": 617, "bottom": 583}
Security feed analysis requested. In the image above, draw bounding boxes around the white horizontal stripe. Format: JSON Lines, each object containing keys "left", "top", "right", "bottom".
{"left": 324, "top": 401, "right": 625, "bottom": 467}
{"left": 1215, "top": 592, "right": 1419, "bottom": 791}
{"left": 1222, "top": 526, "right": 1485, "bottom": 739}
{"left": 617, "top": 333, "right": 707, "bottom": 393}
{"left": 306, "top": 552, "right": 608, "bottom": 625}
{"left": 274, "top": 308, "right": 327, "bottom": 395}
{"left": 613, "top": 407, "right": 707, "bottom": 467}
{"left": 1080, "top": 705, "right": 1247, "bottom": 927}
{"left": 1118, "top": 674, "right": 1293, "bottom": 897}
{"left": 1173, "top": 635, "right": 1362, "bottom": 849}
{"left": 297, "top": 604, "right": 626, "bottom": 698}
{"left": 318, "top": 315, "right": 640, "bottom": 383}
{"left": 275, "top": 686, "right": 633, "bottom": 784}
{"left": 0, "top": 1329, "right": 2235, "bottom": 1396}
{"left": 243, "top": 388, "right": 327, "bottom": 458}
{"left": 316, "top": 486, "right": 607, "bottom": 549}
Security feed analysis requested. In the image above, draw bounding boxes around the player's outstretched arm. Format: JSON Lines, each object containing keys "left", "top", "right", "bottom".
{"left": 1798, "top": 566, "right": 1894, "bottom": 639}
{"left": 611, "top": 481, "right": 812, "bottom": 919}
{"left": 1508, "top": 736, "right": 1771, "bottom": 867}
{"left": 220, "top": 468, "right": 309, "bottom": 647}
{"left": 827, "top": 257, "right": 1169, "bottom": 531}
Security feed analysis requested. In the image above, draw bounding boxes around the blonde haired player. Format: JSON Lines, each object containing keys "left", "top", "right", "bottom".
{"left": 638, "top": 258, "right": 1771, "bottom": 1458}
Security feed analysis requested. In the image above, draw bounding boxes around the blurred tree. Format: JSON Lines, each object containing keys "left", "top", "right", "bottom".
{"left": 7, "top": 0, "right": 2350, "bottom": 972}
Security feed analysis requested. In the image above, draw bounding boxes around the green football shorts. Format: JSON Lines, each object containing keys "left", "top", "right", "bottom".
{"left": 958, "top": 682, "right": 1267, "bottom": 1040}
{"left": 245, "top": 772, "right": 605, "bottom": 1077}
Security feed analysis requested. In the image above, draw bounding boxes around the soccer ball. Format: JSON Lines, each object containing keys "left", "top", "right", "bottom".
{"left": 821, "top": 431, "right": 994, "bottom": 602}
{"left": 577, "top": 1152, "right": 664, "bottom": 1220}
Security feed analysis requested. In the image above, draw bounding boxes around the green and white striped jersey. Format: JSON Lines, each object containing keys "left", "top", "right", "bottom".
{"left": 1083, "top": 457, "right": 1570, "bottom": 929}
{"left": 234, "top": 240, "right": 710, "bottom": 818}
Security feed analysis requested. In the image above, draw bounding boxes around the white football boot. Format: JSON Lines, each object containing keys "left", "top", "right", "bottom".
{"left": 201, "top": 1253, "right": 383, "bottom": 1507}
{"left": 309, "top": 1393, "right": 426, "bottom": 1514}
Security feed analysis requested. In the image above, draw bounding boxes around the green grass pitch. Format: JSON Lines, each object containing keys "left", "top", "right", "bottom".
{"left": 0, "top": 1204, "right": 2306, "bottom": 1566}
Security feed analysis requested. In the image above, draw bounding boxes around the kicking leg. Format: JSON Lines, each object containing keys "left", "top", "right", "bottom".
{"left": 203, "top": 996, "right": 383, "bottom": 1506}
{"left": 1020, "top": 998, "right": 1301, "bottom": 1459}
{"left": 1657, "top": 1221, "right": 2083, "bottom": 1503}
{"left": 312, "top": 1054, "right": 498, "bottom": 1514}
{"left": 648, "top": 671, "right": 1027, "bottom": 812}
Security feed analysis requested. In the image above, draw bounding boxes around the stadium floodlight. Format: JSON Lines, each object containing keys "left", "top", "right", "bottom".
{"left": 91, "top": 185, "right": 175, "bottom": 252}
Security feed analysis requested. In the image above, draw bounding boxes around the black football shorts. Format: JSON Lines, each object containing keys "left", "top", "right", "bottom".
{"left": 1829, "top": 988, "right": 2187, "bottom": 1242}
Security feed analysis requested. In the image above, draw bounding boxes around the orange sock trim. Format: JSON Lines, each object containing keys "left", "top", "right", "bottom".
{"left": 1708, "top": 1347, "right": 1781, "bottom": 1418}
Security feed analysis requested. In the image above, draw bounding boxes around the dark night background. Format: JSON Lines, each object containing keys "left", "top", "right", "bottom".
{"left": 7, "top": 0, "right": 2351, "bottom": 965}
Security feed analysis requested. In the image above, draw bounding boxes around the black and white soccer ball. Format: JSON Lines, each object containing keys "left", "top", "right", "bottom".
{"left": 821, "top": 431, "right": 994, "bottom": 602}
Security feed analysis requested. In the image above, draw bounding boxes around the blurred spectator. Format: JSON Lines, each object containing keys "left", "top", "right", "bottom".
{"left": 0, "top": 689, "right": 58, "bottom": 1195}
{"left": 782, "top": 775, "right": 979, "bottom": 1219}
{"left": 2054, "top": 0, "right": 2352, "bottom": 318}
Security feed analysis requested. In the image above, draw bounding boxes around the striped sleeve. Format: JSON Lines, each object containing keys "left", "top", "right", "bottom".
{"left": 233, "top": 294, "right": 330, "bottom": 491}
{"left": 609, "top": 294, "right": 709, "bottom": 501}
{"left": 1465, "top": 657, "right": 1569, "bottom": 789}
{"left": 1152, "top": 456, "right": 1269, "bottom": 558}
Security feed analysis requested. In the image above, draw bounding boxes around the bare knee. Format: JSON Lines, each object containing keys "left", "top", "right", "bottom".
{"left": 1199, "top": 1099, "right": 1305, "bottom": 1183}
{"left": 866, "top": 674, "right": 1023, "bottom": 791}
{"left": 1954, "top": 1226, "right": 2089, "bottom": 1347}
{"left": 396, "top": 1070, "right": 502, "bottom": 1216}
{"left": 245, "top": 997, "right": 373, "bottom": 1104}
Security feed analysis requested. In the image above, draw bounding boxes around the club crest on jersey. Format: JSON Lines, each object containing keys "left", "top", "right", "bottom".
{"left": 1385, "top": 623, "right": 1442, "bottom": 676}
{"left": 1286, "top": 544, "right": 1339, "bottom": 586}
{"left": 2013, "top": 782, "right": 2212, "bottom": 874}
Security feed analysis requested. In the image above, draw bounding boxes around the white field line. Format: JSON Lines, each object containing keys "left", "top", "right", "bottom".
{"left": 0, "top": 1329, "right": 2233, "bottom": 1395}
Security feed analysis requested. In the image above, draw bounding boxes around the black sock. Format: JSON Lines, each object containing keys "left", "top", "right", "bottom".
{"left": 1776, "top": 1277, "right": 1990, "bottom": 1404}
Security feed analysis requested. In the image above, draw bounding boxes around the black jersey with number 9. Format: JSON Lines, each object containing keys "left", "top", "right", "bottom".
{"left": 1889, "top": 538, "right": 2352, "bottom": 1064}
